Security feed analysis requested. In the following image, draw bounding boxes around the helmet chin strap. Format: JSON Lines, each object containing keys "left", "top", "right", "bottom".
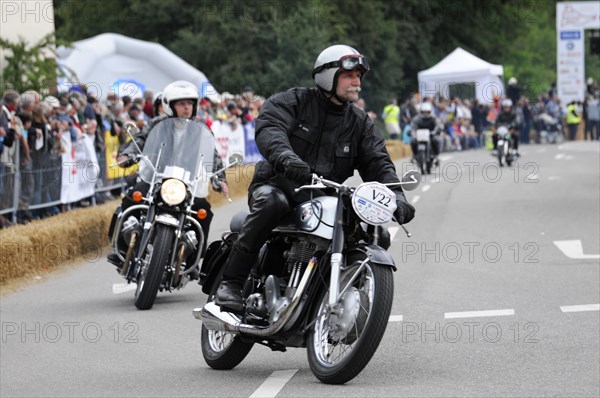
{"left": 320, "top": 87, "right": 346, "bottom": 105}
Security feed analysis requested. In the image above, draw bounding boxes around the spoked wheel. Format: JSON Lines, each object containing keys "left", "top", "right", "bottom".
{"left": 201, "top": 273, "right": 254, "bottom": 370}
{"left": 307, "top": 258, "right": 394, "bottom": 384}
{"left": 134, "top": 225, "right": 173, "bottom": 310}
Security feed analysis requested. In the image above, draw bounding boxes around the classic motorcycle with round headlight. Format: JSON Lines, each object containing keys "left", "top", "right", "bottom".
{"left": 109, "top": 119, "right": 241, "bottom": 310}
{"left": 194, "top": 170, "right": 420, "bottom": 384}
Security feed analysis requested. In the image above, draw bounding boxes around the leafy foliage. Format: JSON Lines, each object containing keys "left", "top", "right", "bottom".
{"left": 48, "top": 0, "right": 583, "bottom": 111}
{"left": 0, "top": 33, "right": 70, "bottom": 94}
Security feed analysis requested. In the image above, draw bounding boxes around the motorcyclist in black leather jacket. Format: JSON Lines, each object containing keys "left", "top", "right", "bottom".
{"left": 215, "top": 44, "right": 416, "bottom": 311}
{"left": 493, "top": 99, "right": 519, "bottom": 156}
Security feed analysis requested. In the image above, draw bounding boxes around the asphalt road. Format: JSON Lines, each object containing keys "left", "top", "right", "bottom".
{"left": 1, "top": 141, "right": 599, "bottom": 398}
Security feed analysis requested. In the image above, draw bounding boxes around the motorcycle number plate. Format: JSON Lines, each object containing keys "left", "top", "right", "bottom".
{"left": 351, "top": 182, "right": 397, "bottom": 225}
{"left": 416, "top": 129, "right": 430, "bottom": 142}
{"left": 498, "top": 139, "right": 504, "bottom": 145}
{"left": 418, "top": 143, "right": 427, "bottom": 150}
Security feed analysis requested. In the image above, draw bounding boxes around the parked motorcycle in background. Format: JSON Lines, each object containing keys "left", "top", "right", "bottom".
{"left": 537, "top": 113, "right": 563, "bottom": 144}
{"left": 109, "top": 120, "right": 241, "bottom": 310}
{"left": 194, "top": 170, "right": 420, "bottom": 384}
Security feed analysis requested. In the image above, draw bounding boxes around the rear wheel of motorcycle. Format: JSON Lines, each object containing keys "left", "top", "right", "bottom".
{"left": 201, "top": 274, "right": 254, "bottom": 370}
{"left": 306, "top": 258, "right": 394, "bottom": 384}
{"left": 134, "top": 225, "right": 173, "bottom": 310}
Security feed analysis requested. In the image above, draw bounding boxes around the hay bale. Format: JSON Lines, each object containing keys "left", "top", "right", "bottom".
{"left": 0, "top": 164, "right": 255, "bottom": 287}
{"left": 385, "top": 140, "right": 412, "bottom": 160}
{"left": 0, "top": 202, "right": 115, "bottom": 284}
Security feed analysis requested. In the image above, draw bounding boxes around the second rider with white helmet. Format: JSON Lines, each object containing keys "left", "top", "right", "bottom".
{"left": 107, "top": 81, "right": 226, "bottom": 269}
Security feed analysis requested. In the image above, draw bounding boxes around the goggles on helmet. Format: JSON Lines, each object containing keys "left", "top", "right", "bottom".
{"left": 312, "top": 55, "right": 370, "bottom": 77}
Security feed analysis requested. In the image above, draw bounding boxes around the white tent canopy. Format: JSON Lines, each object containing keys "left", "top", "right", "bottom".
{"left": 418, "top": 47, "right": 504, "bottom": 104}
{"left": 56, "top": 33, "right": 219, "bottom": 101}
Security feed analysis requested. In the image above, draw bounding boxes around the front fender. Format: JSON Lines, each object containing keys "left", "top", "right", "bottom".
{"left": 348, "top": 244, "right": 396, "bottom": 271}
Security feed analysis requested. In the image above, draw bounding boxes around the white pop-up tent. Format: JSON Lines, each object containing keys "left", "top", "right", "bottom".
{"left": 56, "top": 33, "right": 219, "bottom": 101}
{"left": 418, "top": 47, "right": 504, "bottom": 104}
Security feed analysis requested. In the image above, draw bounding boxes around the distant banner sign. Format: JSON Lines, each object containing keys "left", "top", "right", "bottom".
{"left": 556, "top": 2, "right": 600, "bottom": 107}
{"left": 560, "top": 31, "right": 581, "bottom": 40}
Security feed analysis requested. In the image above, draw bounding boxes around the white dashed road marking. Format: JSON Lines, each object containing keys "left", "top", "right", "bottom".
{"left": 422, "top": 184, "right": 431, "bottom": 192}
{"left": 112, "top": 283, "right": 137, "bottom": 294}
{"left": 555, "top": 153, "right": 565, "bottom": 160}
{"left": 411, "top": 195, "right": 420, "bottom": 204}
{"left": 250, "top": 369, "right": 298, "bottom": 398}
{"left": 560, "top": 304, "right": 600, "bottom": 313}
{"left": 388, "top": 315, "right": 403, "bottom": 322}
{"left": 444, "top": 309, "right": 515, "bottom": 319}
{"left": 554, "top": 240, "right": 600, "bottom": 260}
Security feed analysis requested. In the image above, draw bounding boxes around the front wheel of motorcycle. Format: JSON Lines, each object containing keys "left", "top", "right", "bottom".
{"left": 307, "top": 258, "right": 394, "bottom": 384}
{"left": 201, "top": 272, "right": 254, "bottom": 370}
{"left": 134, "top": 224, "right": 173, "bottom": 310}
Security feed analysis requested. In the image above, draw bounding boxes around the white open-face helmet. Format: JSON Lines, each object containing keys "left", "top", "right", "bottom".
{"left": 161, "top": 80, "right": 199, "bottom": 117}
{"left": 420, "top": 102, "right": 433, "bottom": 114}
{"left": 501, "top": 98, "right": 513, "bottom": 108}
{"left": 312, "top": 44, "right": 369, "bottom": 93}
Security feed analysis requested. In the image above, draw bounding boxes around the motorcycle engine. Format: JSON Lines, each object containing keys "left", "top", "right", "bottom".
{"left": 284, "top": 240, "right": 316, "bottom": 276}
{"left": 246, "top": 239, "right": 317, "bottom": 322}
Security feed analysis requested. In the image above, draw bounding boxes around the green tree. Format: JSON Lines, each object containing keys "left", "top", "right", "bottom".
{"left": 53, "top": 0, "right": 567, "bottom": 107}
{"left": 0, "top": 33, "right": 69, "bottom": 94}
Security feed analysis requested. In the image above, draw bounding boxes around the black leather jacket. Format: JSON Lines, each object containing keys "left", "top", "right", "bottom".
{"left": 495, "top": 110, "right": 517, "bottom": 130}
{"left": 252, "top": 87, "right": 403, "bottom": 199}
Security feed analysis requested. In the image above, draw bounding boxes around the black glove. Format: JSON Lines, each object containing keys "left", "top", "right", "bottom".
{"left": 119, "top": 154, "right": 140, "bottom": 168}
{"left": 277, "top": 154, "right": 312, "bottom": 183}
{"left": 210, "top": 175, "right": 223, "bottom": 192}
{"left": 393, "top": 195, "right": 415, "bottom": 224}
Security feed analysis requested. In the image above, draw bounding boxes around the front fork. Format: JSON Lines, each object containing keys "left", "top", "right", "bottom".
{"left": 328, "top": 188, "right": 348, "bottom": 308}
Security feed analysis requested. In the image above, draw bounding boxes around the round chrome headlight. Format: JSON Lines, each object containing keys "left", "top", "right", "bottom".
{"left": 160, "top": 178, "right": 187, "bottom": 205}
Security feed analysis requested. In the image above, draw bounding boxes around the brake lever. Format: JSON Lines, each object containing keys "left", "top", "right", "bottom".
{"left": 294, "top": 184, "right": 327, "bottom": 193}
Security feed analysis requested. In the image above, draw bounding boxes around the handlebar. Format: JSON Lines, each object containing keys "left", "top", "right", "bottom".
{"left": 110, "top": 154, "right": 141, "bottom": 168}
{"left": 294, "top": 174, "right": 419, "bottom": 193}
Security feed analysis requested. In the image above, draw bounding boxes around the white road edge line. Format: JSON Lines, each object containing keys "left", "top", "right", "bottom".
{"left": 553, "top": 240, "right": 600, "bottom": 260}
{"left": 388, "top": 315, "right": 403, "bottom": 322}
{"left": 411, "top": 195, "right": 420, "bottom": 204}
{"left": 250, "top": 369, "right": 298, "bottom": 398}
{"left": 444, "top": 309, "right": 515, "bottom": 319}
{"left": 560, "top": 304, "right": 600, "bottom": 313}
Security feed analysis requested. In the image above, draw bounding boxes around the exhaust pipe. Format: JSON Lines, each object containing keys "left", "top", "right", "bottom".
{"left": 193, "top": 257, "right": 317, "bottom": 337}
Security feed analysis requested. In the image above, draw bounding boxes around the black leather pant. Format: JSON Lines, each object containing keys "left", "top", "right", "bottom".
{"left": 222, "top": 183, "right": 293, "bottom": 280}
{"left": 410, "top": 136, "right": 440, "bottom": 156}
{"left": 492, "top": 133, "right": 519, "bottom": 151}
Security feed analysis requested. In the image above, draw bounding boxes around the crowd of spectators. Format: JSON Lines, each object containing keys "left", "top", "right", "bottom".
{"left": 375, "top": 77, "right": 600, "bottom": 152}
{"left": 0, "top": 84, "right": 265, "bottom": 228}
{"left": 2, "top": 79, "right": 598, "bottom": 229}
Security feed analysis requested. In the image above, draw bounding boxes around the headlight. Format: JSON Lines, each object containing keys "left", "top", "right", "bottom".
{"left": 160, "top": 179, "right": 187, "bottom": 205}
